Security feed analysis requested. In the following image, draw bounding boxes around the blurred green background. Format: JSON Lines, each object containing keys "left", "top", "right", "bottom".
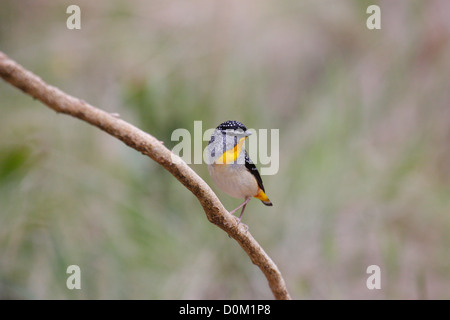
{"left": 0, "top": 0, "right": 449, "bottom": 299}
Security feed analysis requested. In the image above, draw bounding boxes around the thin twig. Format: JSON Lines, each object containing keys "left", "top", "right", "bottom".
{"left": 0, "top": 51, "right": 291, "bottom": 300}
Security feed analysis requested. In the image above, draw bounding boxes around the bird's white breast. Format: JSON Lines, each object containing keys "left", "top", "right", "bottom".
{"left": 208, "top": 163, "right": 258, "bottom": 199}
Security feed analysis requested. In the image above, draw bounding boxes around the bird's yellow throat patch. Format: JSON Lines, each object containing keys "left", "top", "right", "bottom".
{"left": 215, "top": 136, "right": 247, "bottom": 164}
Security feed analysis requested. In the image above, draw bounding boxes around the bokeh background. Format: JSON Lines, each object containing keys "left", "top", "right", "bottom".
{"left": 0, "top": 0, "right": 449, "bottom": 299}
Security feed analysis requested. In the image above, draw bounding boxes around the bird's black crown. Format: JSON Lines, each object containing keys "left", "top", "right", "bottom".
{"left": 216, "top": 120, "right": 247, "bottom": 132}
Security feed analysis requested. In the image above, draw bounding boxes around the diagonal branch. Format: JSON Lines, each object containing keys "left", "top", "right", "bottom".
{"left": 0, "top": 51, "right": 291, "bottom": 300}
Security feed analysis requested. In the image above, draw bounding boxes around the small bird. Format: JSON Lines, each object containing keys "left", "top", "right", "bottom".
{"left": 206, "top": 120, "right": 272, "bottom": 224}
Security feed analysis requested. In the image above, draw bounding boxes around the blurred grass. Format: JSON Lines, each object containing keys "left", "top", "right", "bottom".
{"left": 0, "top": 0, "right": 449, "bottom": 299}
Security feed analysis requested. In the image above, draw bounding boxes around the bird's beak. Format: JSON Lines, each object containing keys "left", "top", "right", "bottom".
{"left": 244, "top": 130, "right": 252, "bottom": 137}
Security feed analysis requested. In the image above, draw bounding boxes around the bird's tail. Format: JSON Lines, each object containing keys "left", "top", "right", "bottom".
{"left": 255, "top": 189, "right": 273, "bottom": 206}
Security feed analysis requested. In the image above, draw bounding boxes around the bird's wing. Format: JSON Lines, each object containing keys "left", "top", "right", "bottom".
{"left": 244, "top": 150, "right": 265, "bottom": 192}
